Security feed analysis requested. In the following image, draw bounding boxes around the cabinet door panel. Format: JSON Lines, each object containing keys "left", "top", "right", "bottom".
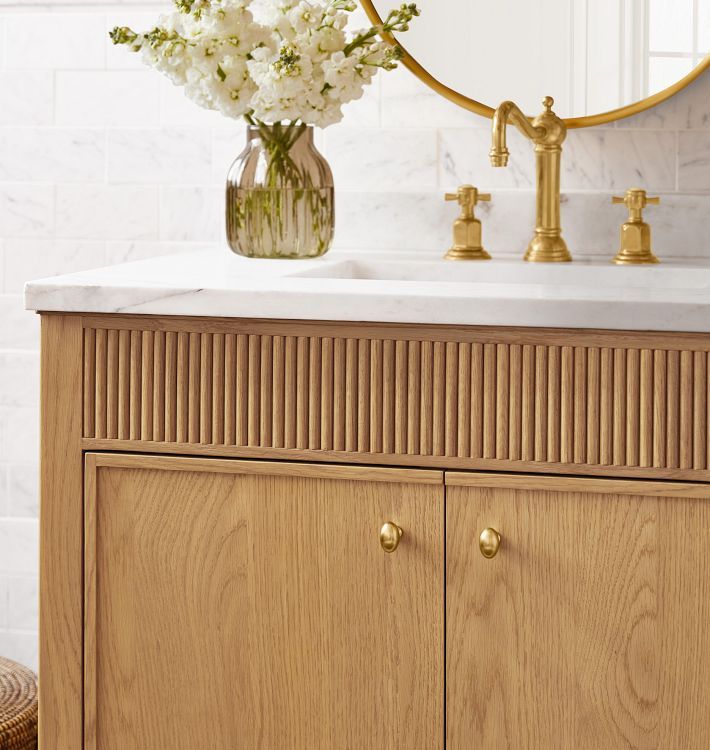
{"left": 85, "top": 454, "right": 443, "bottom": 750}
{"left": 446, "top": 472, "right": 710, "bottom": 749}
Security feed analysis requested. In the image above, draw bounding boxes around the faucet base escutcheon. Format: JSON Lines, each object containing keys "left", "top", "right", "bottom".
{"left": 445, "top": 247, "right": 492, "bottom": 261}
{"left": 525, "top": 233, "right": 571, "bottom": 264}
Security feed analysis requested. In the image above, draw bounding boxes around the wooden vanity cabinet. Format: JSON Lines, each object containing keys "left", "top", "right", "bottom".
{"left": 446, "top": 472, "right": 710, "bottom": 749}
{"left": 40, "top": 314, "right": 710, "bottom": 748}
{"left": 83, "top": 453, "right": 444, "bottom": 750}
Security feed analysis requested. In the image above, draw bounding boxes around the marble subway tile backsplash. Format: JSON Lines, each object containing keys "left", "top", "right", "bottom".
{"left": 159, "top": 186, "right": 223, "bottom": 242}
{"left": 0, "top": 353, "right": 39, "bottom": 408}
{"left": 6, "top": 465, "right": 39, "bottom": 519}
{"left": 56, "top": 184, "right": 159, "bottom": 240}
{"left": 0, "top": 520, "right": 38, "bottom": 576}
{"left": 4, "top": 12, "right": 106, "bottom": 69}
{"left": 0, "top": 184, "right": 55, "bottom": 238}
{"left": 562, "top": 130, "right": 678, "bottom": 191}
{"left": 380, "top": 68, "right": 475, "bottom": 129}
{"left": 326, "top": 127, "right": 438, "bottom": 190}
{"left": 678, "top": 131, "right": 710, "bottom": 190}
{"left": 56, "top": 70, "right": 162, "bottom": 127}
{"left": 3, "top": 239, "right": 105, "bottom": 293}
{"left": 441, "top": 128, "right": 536, "bottom": 189}
{"left": 0, "top": 297, "right": 39, "bottom": 351}
{"left": 107, "top": 128, "right": 213, "bottom": 184}
{"left": 335, "top": 189, "right": 710, "bottom": 259}
{"left": 0, "top": 71, "right": 54, "bottom": 126}
{"left": 2, "top": 2, "right": 710, "bottom": 671}
{"left": 0, "top": 128, "right": 106, "bottom": 183}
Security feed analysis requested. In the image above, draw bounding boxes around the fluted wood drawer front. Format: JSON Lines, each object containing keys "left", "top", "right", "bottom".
{"left": 81, "top": 318, "right": 710, "bottom": 477}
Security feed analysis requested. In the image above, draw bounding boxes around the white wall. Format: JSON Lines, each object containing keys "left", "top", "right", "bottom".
{"left": 1, "top": 1, "right": 710, "bottom": 671}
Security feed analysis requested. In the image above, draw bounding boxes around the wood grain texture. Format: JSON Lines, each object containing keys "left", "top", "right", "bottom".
{"left": 84, "top": 453, "right": 443, "bottom": 749}
{"left": 89, "top": 452, "right": 444, "bottom": 484}
{"left": 40, "top": 315, "right": 84, "bottom": 749}
{"left": 446, "top": 470, "right": 710, "bottom": 497}
{"left": 446, "top": 474, "right": 710, "bottom": 749}
{"left": 79, "top": 314, "right": 710, "bottom": 351}
{"left": 81, "top": 437, "right": 710, "bottom": 483}
{"left": 40, "top": 312, "right": 710, "bottom": 750}
{"left": 82, "top": 319, "right": 710, "bottom": 479}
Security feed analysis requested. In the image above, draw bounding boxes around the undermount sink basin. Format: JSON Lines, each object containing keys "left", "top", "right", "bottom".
{"left": 289, "top": 257, "right": 710, "bottom": 290}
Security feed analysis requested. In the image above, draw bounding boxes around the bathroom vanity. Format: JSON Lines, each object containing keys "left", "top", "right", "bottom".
{"left": 27, "top": 251, "right": 710, "bottom": 749}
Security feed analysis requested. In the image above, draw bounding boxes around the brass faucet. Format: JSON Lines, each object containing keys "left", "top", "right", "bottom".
{"left": 611, "top": 188, "right": 660, "bottom": 265}
{"left": 444, "top": 185, "right": 491, "bottom": 260}
{"left": 490, "top": 96, "right": 572, "bottom": 263}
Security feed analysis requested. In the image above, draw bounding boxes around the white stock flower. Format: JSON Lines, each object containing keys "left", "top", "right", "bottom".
{"left": 111, "top": 0, "right": 418, "bottom": 127}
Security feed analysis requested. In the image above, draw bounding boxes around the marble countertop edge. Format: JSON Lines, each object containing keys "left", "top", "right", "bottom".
{"left": 23, "top": 249, "right": 710, "bottom": 333}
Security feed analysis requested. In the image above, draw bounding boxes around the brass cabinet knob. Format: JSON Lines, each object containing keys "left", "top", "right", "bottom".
{"left": 380, "top": 522, "right": 403, "bottom": 553}
{"left": 479, "top": 527, "right": 501, "bottom": 559}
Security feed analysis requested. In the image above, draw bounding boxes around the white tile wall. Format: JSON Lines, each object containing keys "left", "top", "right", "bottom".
{"left": 55, "top": 184, "right": 159, "bottom": 240}
{"left": 4, "top": 13, "right": 106, "bottom": 69}
{"left": 107, "top": 128, "right": 212, "bottom": 184}
{"left": 0, "top": 128, "right": 106, "bottom": 183}
{"left": 2, "top": 1, "right": 710, "bottom": 673}
{"left": 0, "top": 184, "right": 55, "bottom": 237}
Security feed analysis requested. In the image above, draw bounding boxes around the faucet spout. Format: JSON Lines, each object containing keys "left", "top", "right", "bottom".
{"left": 487, "top": 96, "right": 572, "bottom": 262}
{"left": 489, "top": 100, "right": 545, "bottom": 168}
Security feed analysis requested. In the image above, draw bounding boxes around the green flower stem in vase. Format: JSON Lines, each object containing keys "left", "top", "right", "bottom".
{"left": 226, "top": 123, "right": 334, "bottom": 259}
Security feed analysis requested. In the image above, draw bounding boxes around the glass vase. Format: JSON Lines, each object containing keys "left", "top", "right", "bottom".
{"left": 226, "top": 123, "right": 335, "bottom": 259}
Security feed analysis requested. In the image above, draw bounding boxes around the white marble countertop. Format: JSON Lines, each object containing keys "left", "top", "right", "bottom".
{"left": 24, "top": 248, "right": 710, "bottom": 332}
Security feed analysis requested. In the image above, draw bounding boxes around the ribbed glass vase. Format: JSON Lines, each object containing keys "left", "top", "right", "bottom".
{"left": 226, "top": 124, "right": 334, "bottom": 259}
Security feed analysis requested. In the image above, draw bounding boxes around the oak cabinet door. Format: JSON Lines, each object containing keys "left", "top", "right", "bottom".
{"left": 446, "top": 472, "right": 710, "bottom": 749}
{"left": 84, "top": 454, "right": 443, "bottom": 750}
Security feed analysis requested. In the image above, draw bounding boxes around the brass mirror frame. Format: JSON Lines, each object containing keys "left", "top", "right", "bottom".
{"left": 361, "top": 0, "right": 710, "bottom": 128}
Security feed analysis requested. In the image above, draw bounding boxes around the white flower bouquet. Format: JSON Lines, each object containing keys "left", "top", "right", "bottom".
{"left": 110, "top": 0, "right": 419, "bottom": 127}
{"left": 111, "top": 0, "right": 419, "bottom": 258}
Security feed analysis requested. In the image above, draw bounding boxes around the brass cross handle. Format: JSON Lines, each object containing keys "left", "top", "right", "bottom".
{"left": 380, "top": 522, "right": 403, "bottom": 553}
{"left": 612, "top": 189, "right": 660, "bottom": 223}
{"left": 445, "top": 185, "right": 491, "bottom": 217}
{"left": 479, "top": 527, "right": 501, "bottom": 559}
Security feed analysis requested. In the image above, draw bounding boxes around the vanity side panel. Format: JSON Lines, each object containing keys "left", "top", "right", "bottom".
{"left": 40, "top": 314, "right": 84, "bottom": 748}
{"left": 80, "top": 316, "right": 710, "bottom": 482}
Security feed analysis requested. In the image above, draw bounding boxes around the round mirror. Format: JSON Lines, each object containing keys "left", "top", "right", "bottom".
{"left": 362, "top": 0, "right": 710, "bottom": 126}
